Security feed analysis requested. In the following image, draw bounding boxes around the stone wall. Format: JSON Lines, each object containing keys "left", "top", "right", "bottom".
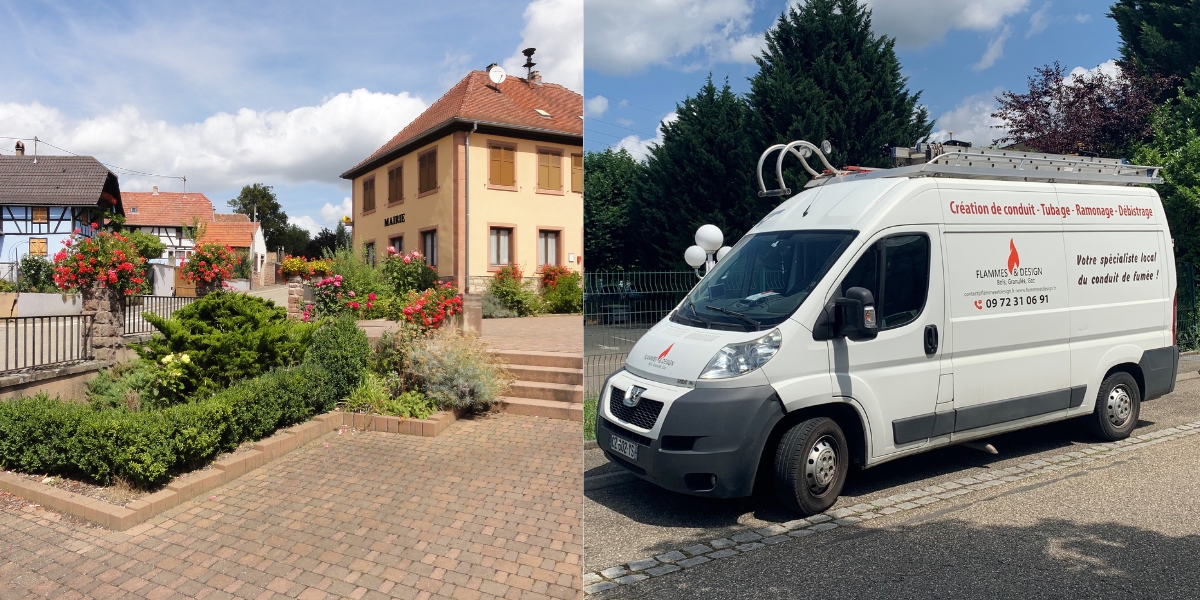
{"left": 287, "top": 277, "right": 306, "bottom": 319}
{"left": 82, "top": 287, "right": 124, "bottom": 363}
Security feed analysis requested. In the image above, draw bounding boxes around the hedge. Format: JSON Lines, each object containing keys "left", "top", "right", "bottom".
{"left": 0, "top": 363, "right": 332, "bottom": 489}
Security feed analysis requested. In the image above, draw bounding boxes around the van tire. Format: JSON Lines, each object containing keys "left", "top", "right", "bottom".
{"left": 774, "top": 417, "right": 848, "bottom": 515}
{"left": 1088, "top": 372, "right": 1141, "bottom": 441}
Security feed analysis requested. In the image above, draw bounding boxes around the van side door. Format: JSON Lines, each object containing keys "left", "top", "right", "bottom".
{"left": 828, "top": 226, "right": 946, "bottom": 458}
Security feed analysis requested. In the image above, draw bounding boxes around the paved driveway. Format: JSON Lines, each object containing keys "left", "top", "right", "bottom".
{"left": 0, "top": 413, "right": 583, "bottom": 600}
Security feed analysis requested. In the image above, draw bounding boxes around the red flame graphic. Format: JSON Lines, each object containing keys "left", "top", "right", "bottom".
{"left": 658, "top": 344, "right": 674, "bottom": 360}
{"left": 1007, "top": 239, "right": 1020, "bottom": 274}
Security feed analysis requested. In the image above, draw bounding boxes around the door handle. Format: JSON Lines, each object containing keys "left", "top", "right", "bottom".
{"left": 924, "top": 324, "right": 939, "bottom": 355}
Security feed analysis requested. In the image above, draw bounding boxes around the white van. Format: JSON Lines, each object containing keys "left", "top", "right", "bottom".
{"left": 596, "top": 144, "right": 1179, "bottom": 515}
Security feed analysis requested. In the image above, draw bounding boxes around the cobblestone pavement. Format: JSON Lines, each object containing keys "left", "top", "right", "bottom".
{"left": 0, "top": 413, "right": 583, "bottom": 600}
{"left": 482, "top": 316, "right": 581, "bottom": 354}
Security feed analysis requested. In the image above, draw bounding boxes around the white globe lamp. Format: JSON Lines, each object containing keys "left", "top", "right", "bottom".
{"left": 695, "top": 224, "right": 723, "bottom": 252}
{"left": 716, "top": 246, "right": 732, "bottom": 262}
{"left": 684, "top": 245, "right": 707, "bottom": 269}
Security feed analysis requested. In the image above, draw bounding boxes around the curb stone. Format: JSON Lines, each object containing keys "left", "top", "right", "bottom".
{"left": 583, "top": 417, "right": 1200, "bottom": 594}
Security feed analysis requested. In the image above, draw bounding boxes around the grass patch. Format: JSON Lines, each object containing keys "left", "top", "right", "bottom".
{"left": 583, "top": 397, "right": 597, "bottom": 440}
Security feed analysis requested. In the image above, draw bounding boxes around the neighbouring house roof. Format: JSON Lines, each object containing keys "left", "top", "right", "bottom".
{"left": 214, "top": 212, "right": 250, "bottom": 223}
{"left": 341, "top": 70, "right": 583, "bottom": 179}
{"left": 122, "top": 192, "right": 214, "bottom": 227}
{"left": 0, "top": 155, "right": 123, "bottom": 212}
{"left": 197, "top": 222, "right": 260, "bottom": 248}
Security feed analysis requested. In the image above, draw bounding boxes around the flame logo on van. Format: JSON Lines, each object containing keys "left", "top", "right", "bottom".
{"left": 658, "top": 344, "right": 674, "bottom": 360}
{"left": 1007, "top": 239, "right": 1020, "bottom": 274}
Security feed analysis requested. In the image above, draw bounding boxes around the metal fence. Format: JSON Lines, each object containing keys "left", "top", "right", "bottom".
{"left": 1178, "top": 262, "right": 1199, "bottom": 352}
{"left": 583, "top": 271, "right": 696, "bottom": 397}
{"left": 124, "top": 295, "right": 197, "bottom": 336}
{"left": 0, "top": 315, "right": 94, "bottom": 374}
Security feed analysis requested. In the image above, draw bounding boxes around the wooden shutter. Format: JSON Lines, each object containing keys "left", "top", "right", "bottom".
{"left": 419, "top": 150, "right": 437, "bottom": 193}
{"left": 548, "top": 152, "right": 562, "bottom": 190}
{"left": 29, "top": 238, "right": 47, "bottom": 257}
{"left": 490, "top": 146, "right": 515, "bottom": 187}
{"left": 388, "top": 166, "right": 402, "bottom": 203}
{"left": 363, "top": 177, "right": 376, "bottom": 212}
{"left": 31, "top": 207, "right": 49, "bottom": 224}
{"left": 571, "top": 154, "right": 583, "bottom": 192}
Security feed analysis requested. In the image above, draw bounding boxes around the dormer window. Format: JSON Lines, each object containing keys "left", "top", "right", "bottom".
{"left": 534, "top": 109, "right": 551, "bottom": 118}
{"left": 130, "top": 207, "right": 138, "bottom": 214}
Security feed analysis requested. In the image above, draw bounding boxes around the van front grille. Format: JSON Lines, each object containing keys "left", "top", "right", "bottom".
{"left": 608, "top": 387, "right": 664, "bottom": 430}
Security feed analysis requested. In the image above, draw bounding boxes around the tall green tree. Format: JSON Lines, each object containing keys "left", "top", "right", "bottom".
{"left": 632, "top": 76, "right": 762, "bottom": 271}
{"left": 1110, "top": 0, "right": 1200, "bottom": 90}
{"left": 748, "top": 0, "right": 932, "bottom": 188}
{"left": 227, "top": 184, "right": 289, "bottom": 250}
{"left": 279, "top": 224, "right": 311, "bottom": 257}
{"left": 1134, "top": 91, "right": 1200, "bottom": 265}
{"left": 583, "top": 148, "right": 642, "bottom": 271}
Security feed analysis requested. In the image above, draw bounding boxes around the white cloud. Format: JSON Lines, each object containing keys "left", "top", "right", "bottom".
{"left": 585, "top": 0, "right": 756, "bottom": 75}
{"left": 503, "top": 0, "right": 583, "bottom": 92}
{"left": 585, "top": 95, "right": 610, "bottom": 118}
{"left": 860, "top": 0, "right": 1029, "bottom": 48}
{"left": 1068, "top": 59, "right": 1120, "bottom": 80}
{"left": 0, "top": 89, "right": 427, "bottom": 194}
{"left": 973, "top": 24, "right": 1011, "bottom": 70}
{"left": 927, "top": 88, "right": 1006, "bottom": 148}
{"left": 1075, "top": 13, "right": 1091, "bottom": 23}
{"left": 289, "top": 215, "right": 323, "bottom": 236}
{"left": 616, "top": 118, "right": 634, "bottom": 127}
{"left": 614, "top": 112, "right": 678, "bottom": 159}
{"left": 320, "top": 197, "right": 352, "bottom": 225}
{"left": 1027, "top": 2, "right": 1050, "bottom": 38}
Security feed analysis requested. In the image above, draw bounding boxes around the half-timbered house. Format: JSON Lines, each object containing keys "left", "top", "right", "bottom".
{"left": 122, "top": 189, "right": 216, "bottom": 263}
{"left": 0, "top": 151, "right": 123, "bottom": 274}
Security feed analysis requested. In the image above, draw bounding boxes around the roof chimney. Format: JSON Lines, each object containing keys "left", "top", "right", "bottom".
{"left": 14, "top": 141, "right": 23, "bottom": 156}
{"left": 152, "top": 185, "right": 159, "bottom": 195}
{"left": 529, "top": 70, "right": 542, "bottom": 85}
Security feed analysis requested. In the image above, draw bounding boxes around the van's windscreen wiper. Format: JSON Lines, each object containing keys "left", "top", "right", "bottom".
{"left": 705, "top": 305, "right": 761, "bottom": 330}
{"left": 685, "top": 299, "right": 712, "bottom": 328}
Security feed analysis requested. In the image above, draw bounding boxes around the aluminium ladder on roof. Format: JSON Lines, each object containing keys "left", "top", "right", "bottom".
{"left": 755, "top": 141, "right": 1164, "bottom": 197}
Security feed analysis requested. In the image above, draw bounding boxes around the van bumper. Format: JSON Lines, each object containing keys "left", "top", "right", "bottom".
{"left": 596, "top": 381, "right": 785, "bottom": 498}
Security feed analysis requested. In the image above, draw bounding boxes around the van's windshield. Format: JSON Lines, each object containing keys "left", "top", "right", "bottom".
{"left": 674, "top": 230, "right": 856, "bottom": 331}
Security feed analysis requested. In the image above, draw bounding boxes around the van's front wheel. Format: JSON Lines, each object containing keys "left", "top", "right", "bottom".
{"left": 774, "top": 417, "right": 848, "bottom": 515}
{"left": 1088, "top": 372, "right": 1141, "bottom": 441}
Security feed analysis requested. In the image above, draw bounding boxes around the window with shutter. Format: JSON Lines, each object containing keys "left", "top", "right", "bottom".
{"left": 363, "top": 177, "right": 376, "bottom": 213}
{"left": 29, "top": 238, "right": 47, "bottom": 257}
{"left": 571, "top": 154, "right": 583, "bottom": 193}
{"left": 537, "top": 150, "right": 562, "bottom": 191}
{"left": 31, "top": 207, "right": 49, "bottom": 224}
{"left": 489, "top": 144, "right": 516, "bottom": 187}
{"left": 388, "top": 165, "right": 403, "bottom": 204}
{"left": 419, "top": 150, "right": 438, "bottom": 194}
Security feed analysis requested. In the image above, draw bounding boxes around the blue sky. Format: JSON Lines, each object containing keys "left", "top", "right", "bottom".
{"left": 584, "top": 0, "right": 1122, "bottom": 161}
{"left": 0, "top": 0, "right": 582, "bottom": 235}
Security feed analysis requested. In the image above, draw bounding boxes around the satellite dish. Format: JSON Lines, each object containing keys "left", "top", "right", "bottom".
{"left": 489, "top": 66, "right": 507, "bottom": 85}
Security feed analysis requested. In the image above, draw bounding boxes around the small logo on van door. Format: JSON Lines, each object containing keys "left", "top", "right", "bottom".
{"left": 623, "top": 386, "right": 647, "bottom": 408}
{"left": 1007, "top": 239, "right": 1020, "bottom": 274}
{"left": 642, "top": 344, "right": 676, "bottom": 370}
{"left": 975, "top": 239, "right": 1041, "bottom": 279}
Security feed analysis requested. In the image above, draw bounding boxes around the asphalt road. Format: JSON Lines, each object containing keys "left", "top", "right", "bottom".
{"left": 603, "top": 429, "right": 1200, "bottom": 599}
{"left": 585, "top": 359, "right": 1200, "bottom": 580}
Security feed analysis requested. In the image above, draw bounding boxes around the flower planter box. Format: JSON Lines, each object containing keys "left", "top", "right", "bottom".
{"left": 337, "top": 408, "right": 462, "bottom": 437}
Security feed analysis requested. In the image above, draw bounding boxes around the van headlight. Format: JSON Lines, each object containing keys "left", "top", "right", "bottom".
{"left": 699, "top": 329, "right": 782, "bottom": 379}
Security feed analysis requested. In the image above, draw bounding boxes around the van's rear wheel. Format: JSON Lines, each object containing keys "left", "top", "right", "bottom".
{"left": 774, "top": 417, "right": 848, "bottom": 515}
{"left": 1088, "top": 372, "right": 1141, "bottom": 441}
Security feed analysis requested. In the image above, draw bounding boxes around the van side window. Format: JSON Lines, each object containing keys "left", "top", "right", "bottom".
{"left": 840, "top": 234, "right": 930, "bottom": 330}
{"left": 880, "top": 235, "right": 930, "bottom": 329}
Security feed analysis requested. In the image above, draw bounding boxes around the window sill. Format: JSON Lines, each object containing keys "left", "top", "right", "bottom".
{"left": 486, "top": 184, "right": 519, "bottom": 192}
{"left": 536, "top": 188, "right": 565, "bottom": 196}
{"left": 417, "top": 188, "right": 440, "bottom": 199}
{"left": 387, "top": 199, "right": 404, "bottom": 207}
{"left": 362, "top": 208, "right": 377, "bottom": 216}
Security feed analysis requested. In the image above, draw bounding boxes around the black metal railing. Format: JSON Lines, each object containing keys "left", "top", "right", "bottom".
{"left": 124, "top": 295, "right": 196, "bottom": 336}
{"left": 0, "top": 315, "right": 94, "bottom": 374}
{"left": 583, "top": 271, "right": 697, "bottom": 397}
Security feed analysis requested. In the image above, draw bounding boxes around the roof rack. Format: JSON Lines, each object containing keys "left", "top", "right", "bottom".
{"left": 755, "top": 142, "right": 1163, "bottom": 196}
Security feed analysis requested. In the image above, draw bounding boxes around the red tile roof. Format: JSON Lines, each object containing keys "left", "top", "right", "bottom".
{"left": 343, "top": 70, "right": 582, "bottom": 179}
{"left": 123, "top": 192, "right": 214, "bottom": 226}
{"left": 197, "top": 222, "right": 259, "bottom": 248}
{"left": 214, "top": 212, "right": 250, "bottom": 223}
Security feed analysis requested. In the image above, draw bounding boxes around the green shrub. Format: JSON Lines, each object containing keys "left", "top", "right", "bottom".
{"left": 382, "top": 250, "right": 439, "bottom": 295}
{"left": 487, "top": 265, "right": 540, "bottom": 316}
{"left": 344, "top": 372, "right": 389, "bottom": 413}
{"left": 71, "top": 409, "right": 176, "bottom": 487}
{"left": 407, "top": 327, "right": 511, "bottom": 411}
{"left": 86, "top": 360, "right": 157, "bottom": 411}
{"left": 305, "top": 315, "right": 370, "bottom": 404}
{"left": 325, "top": 244, "right": 385, "bottom": 296}
{"left": 0, "top": 394, "right": 85, "bottom": 474}
{"left": 17, "top": 254, "right": 57, "bottom": 293}
{"left": 125, "top": 230, "right": 167, "bottom": 261}
{"left": 137, "top": 291, "right": 314, "bottom": 400}
{"left": 481, "top": 293, "right": 517, "bottom": 319}
{"left": 542, "top": 271, "right": 582, "bottom": 314}
{"left": 381, "top": 387, "right": 437, "bottom": 420}
{"left": 165, "top": 399, "right": 233, "bottom": 468}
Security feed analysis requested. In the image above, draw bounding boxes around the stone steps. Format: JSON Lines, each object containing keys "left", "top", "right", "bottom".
{"left": 494, "top": 350, "right": 584, "bottom": 421}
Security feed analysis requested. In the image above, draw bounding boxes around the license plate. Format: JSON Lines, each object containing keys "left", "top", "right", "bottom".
{"left": 609, "top": 434, "right": 639, "bottom": 462}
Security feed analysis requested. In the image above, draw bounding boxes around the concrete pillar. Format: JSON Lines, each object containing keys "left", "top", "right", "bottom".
{"left": 460, "top": 293, "right": 483, "bottom": 335}
{"left": 83, "top": 287, "right": 124, "bottom": 364}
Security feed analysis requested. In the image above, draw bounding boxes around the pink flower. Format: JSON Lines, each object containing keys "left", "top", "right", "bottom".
{"left": 367, "top": 293, "right": 376, "bottom": 301}
{"left": 366, "top": 301, "right": 373, "bottom": 309}
{"left": 387, "top": 246, "right": 396, "bottom": 255}
{"left": 348, "top": 291, "right": 356, "bottom": 298}
{"left": 403, "top": 256, "right": 411, "bottom": 264}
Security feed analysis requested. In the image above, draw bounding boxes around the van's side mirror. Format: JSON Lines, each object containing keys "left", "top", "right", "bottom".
{"left": 835, "top": 287, "right": 878, "bottom": 341}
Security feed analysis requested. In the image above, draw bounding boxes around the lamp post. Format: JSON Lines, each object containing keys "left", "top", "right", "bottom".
{"left": 684, "top": 224, "right": 732, "bottom": 279}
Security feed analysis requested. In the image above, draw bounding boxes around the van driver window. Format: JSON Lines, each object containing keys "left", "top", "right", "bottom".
{"left": 841, "top": 234, "right": 929, "bottom": 330}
